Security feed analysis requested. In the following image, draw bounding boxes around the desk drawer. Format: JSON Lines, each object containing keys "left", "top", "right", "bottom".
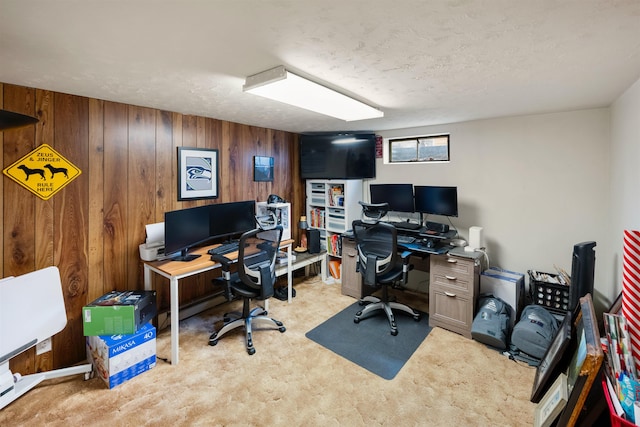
{"left": 429, "top": 289, "right": 473, "bottom": 338}
{"left": 430, "top": 255, "right": 474, "bottom": 295}
{"left": 428, "top": 252, "right": 480, "bottom": 339}
{"left": 430, "top": 254, "right": 475, "bottom": 277}
{"left": 326, "top": 207, "right": 346, "bottom": 231}
{"left": 430, "top": 273, "right": 473, "bottom": 297}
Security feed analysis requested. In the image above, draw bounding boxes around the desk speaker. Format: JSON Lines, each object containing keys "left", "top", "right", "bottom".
{"left": 307, "top": 229, "right": 320, "bottom": 254}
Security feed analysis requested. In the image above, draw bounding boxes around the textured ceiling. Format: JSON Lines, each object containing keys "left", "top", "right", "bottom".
{"left": 1, "top": 0, "right": 640, "bottom": 134}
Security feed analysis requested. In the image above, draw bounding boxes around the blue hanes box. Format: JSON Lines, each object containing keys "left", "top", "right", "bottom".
{"left": 86, "top": 322, "right": 156, "bottom": 389}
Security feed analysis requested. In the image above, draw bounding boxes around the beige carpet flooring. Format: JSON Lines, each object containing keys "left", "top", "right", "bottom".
{"left": 1, "top": 275, "right": 536, "bottom": 426}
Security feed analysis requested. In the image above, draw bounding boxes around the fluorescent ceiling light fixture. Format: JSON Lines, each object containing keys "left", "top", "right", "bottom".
{"left": 243, "top": 66, "right": 383, "bottom": 121}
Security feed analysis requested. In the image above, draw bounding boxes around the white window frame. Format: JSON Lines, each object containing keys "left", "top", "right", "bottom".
{"left": 384, "top": 134, "right": 450, "bottom": 164}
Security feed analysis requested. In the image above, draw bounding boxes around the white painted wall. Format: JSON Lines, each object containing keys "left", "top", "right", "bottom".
{"left": 372, "top": 109, "right": 613, "bottom": 311}
{"left": 610, "top": 76, "right": 640, "bottom": 302}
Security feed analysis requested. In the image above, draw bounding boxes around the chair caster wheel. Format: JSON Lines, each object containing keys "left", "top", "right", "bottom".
{"left": 279, "top": 326, "right": 286, "bottom": 333}
{"left": 413, "top": 314, "right": 421, "bottom": 321}
{"left": 247, "top": 347, "right": 256, "bottom": 355}
{"left": 391, "top": 329, "right": 398, "bottom": 336}
{"left": 354, "top": 317, "right": 360, "bottom": 324}
{"left": 209, "top": 332, "right": 218, "bottom": 346}
{"left": 275, "top": 320, "right": 283, "bottom": 327}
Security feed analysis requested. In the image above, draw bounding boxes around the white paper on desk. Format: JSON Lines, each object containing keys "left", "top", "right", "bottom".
{"left": 145, "top": 222, "right": 164, "bottom": 245}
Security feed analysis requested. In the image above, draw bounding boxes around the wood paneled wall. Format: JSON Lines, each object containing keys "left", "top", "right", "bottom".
{"left": 1, "top": 83, "right": 304, "bottom": 373}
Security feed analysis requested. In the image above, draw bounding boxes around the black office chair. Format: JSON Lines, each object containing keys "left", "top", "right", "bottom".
{"left": 352, "top": 218, "right": 421, "bottom": 335}
{"left": 359, "top": 200, "right": 389, "bottom": 223}
{"left": 209, "top": 225, "right": 285, "bottom": 355}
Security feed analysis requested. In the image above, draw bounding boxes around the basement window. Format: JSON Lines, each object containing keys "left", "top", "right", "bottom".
{"left": 388, "top": 134, "right": 450, "bottom": 163}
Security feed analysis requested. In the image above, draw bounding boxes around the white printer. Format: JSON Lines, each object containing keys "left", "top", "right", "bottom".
{"left": 138, "top": 222, "right": 165, "bottom": 261}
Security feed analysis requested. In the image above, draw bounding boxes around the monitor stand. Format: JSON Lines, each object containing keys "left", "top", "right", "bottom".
{"left": 172, "top": 249, "right": 201, "bottom": 262}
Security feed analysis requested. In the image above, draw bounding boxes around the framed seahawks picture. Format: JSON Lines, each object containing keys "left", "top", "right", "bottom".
{"left": 177, "top": 147, "right": 219, "bottom": 200}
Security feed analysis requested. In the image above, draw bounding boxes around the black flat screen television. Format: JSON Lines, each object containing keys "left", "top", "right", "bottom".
{"left": 209, "top": 200, "right": 257, "bottom": 241}
{"left": 299, "top": 132, "right": 376, "bottom": 179}
{"left": 164, "top": 204, "right": 215, "bottom": 260}
{"left": 414, "top": 185, "right": 458, "bottom": 217}
{"left": 370, "top": 183, "right": 414, "bottom": 212}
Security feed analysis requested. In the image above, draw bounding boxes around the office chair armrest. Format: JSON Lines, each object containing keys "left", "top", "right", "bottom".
{"left": 399, "top": 250, "right": 412, "bottom": 284}
{"left": 210, "top": 253, "right": 234, "bottom": 269}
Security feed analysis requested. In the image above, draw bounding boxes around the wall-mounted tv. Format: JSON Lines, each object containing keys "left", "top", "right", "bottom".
{"left": 299, "top": 132, "right": 376, "bottom": 179}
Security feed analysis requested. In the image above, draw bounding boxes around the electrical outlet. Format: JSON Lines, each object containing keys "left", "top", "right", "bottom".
{"left": 36, "top": 337, "right": 52, "bottom": 355}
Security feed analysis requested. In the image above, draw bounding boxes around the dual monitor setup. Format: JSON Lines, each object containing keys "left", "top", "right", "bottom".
{"left": 164, "top": 201, "right": 257, "bottom": 261}
{"left": 369, "top": 183, "right": 458, "bottom": 229}
{"left": 163, "top": 184, "right": 457, "bottom": 260}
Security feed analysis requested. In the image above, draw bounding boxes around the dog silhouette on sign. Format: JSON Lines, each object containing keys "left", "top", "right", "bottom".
{"left": 17, "top": 164, "right": 45, "bottom": 181}
{"left": 44, "top": 163, "right": 69, "bottom": 179}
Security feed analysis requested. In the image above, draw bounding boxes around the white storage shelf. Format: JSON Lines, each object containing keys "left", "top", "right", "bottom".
{"left": 305, "top": 179, "right": 363, "bottom": 259}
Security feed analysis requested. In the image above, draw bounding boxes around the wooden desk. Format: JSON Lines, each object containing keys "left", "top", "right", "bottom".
{"left": 143, "top": 239, "right": 294, "bottom": 365}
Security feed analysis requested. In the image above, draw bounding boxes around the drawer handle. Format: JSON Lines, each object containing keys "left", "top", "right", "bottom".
{"left": 445, "top": 275, "right": 457, "bottom": 280}
{"left": 445, "top": 291, "right": 456, "bottom": 297}
{"left": 447, "top": 258, "right": 457, "bottom": 264}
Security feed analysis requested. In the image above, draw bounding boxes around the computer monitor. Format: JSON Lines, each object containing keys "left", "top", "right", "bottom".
{"left": 369, "top": 184, "right": 414, "bottom": 212}
{"left": 413, "top": 186, "right": 458, "bottom": 217}
{"left": 164, "top": 204, "right": 214, "bottom": 260}
{"left": 209, "top": 200, "right": 257, "bottom": 241}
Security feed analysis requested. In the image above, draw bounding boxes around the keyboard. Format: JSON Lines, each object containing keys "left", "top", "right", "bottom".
{"left": 397, "top": 235, "right": 416, "bottom": 244}
{"left": 389, "top": 221, "right": 422, "bottom": 230}
{"left": 208, "top": 241, "right": 240, "bottom": 256}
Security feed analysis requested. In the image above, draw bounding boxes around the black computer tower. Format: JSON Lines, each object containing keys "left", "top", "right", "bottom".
{"left": 569, "top": 241, "right": 596, "bottom": 311}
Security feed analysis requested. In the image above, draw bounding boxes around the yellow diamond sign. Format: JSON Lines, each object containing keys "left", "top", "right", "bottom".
{"left": 3, "top": 144, "right": 81, "bottom": 200}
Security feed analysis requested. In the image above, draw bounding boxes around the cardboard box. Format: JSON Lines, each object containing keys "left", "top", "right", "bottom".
{"left": 480, "top": 268, "right": 525, "bottom": 326}
{"left": 83, "top": 290, "right": 157, "bottom": 336}
{"left": 86, "top": 323, "right": 156, "bottom": 389}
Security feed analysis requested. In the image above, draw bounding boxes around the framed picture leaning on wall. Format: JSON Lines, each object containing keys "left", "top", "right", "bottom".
{"left": 531, "top": 311, "right": 574, "bottom": 403}
{"left": 556, "top": 293, "right": 604, "bottom": 426}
